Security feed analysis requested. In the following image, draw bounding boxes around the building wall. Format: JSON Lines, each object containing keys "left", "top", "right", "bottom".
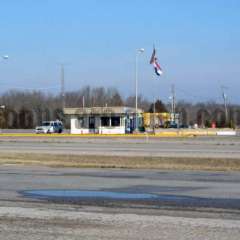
{"left": 99, "top": 126, "right": 125, "bottom": 134}
{"left": 70, "top": 115, "right": 126, "bottom": 134}
{"left": 143, "top": 112, "right": 170, "bottom": 128}
{"left": 70, "top": 117, "right": 90, "bottom": 134}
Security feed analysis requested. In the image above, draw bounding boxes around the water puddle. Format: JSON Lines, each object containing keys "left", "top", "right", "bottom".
{"left": 22, "top": 189, "right": 240, "bottom": 210}
{"left": 23, "top": 190, "right": 158, "bottom": 200}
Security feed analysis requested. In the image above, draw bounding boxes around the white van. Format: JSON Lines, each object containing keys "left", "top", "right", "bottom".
{"left": 35, "top": 120, "right": 63, "bottom": 134}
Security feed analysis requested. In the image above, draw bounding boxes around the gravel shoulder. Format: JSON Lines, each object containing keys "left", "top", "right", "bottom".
{"left": 1, "top": 204, "right": 240, "bottom": 240}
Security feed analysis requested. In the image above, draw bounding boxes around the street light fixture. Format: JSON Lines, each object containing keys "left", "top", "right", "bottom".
{"left": 135, "top": 48, "right": 144, "bottom": 132}
{"left": 2, "top": 55, "right": 9, "bottom": 60}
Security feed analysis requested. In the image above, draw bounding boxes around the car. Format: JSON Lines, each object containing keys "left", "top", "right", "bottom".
{"left": 35, "top": 120, "right": 63, "bottom": 134}
{"left": 179, "top": 124, "right": 189, "bottom": 129}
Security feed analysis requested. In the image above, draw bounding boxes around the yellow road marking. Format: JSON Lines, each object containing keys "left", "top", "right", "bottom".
{"left": 0, "top": 131, "right": 218, "bottom": 137}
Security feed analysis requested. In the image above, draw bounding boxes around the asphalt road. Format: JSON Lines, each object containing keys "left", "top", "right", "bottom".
{"left": 1, "top": 136, "right": 240, "bottom": 239}
{"left": 0, "top": 166, "right": 240, "bottom": 239}
{"left": 0, "top": 135, "right": 240, "bottom": 158}
{"left": 0, "top": 165, "right": 239, "bottom": 208}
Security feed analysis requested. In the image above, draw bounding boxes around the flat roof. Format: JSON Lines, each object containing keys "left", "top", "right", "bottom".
{"left": 64, "top": 107, "right": 143, "bottom": 115}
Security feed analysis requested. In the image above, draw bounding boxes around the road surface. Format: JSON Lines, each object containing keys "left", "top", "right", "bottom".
{"left": 1, "top": 136, "right": 240, "bottom": 239}
{"left": 0, "top": 135, "right": 240, "bottom": 158}
{"left": 0, "top": 166, "right": 240, "bottom": 239}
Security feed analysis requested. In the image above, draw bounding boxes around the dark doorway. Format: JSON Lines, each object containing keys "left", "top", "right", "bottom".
{"left": 89, "top": 117, "right": 95, "bottom": 129}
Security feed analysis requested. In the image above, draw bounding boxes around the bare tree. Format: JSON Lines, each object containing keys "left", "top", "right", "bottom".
{"left": 0, "top": 88, "right": 239, "bottom": 129}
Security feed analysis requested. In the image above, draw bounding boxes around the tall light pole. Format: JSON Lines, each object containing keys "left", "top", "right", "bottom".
{"left": 135, "top": 48, "right": 144, "bottom": 131}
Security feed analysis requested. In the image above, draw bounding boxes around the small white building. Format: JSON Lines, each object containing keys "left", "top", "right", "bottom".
{"left": 64, "top": 107, "right": 143, "bottom": 134}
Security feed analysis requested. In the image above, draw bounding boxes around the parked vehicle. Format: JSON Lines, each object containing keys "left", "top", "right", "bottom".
{"left": 35, "top": 120, "right": 63, "bottom": 134}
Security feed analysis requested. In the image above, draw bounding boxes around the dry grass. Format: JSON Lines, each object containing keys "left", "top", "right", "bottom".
{"left": 0, "top": 152, "right": 240, "bottom": 171}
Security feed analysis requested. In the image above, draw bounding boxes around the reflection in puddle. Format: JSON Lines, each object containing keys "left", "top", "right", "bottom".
{"left": 23, "top": 190, "right": 158, "bottom": 200}
{"left": 22, "top": 190, "right": 240, "bottom": 210}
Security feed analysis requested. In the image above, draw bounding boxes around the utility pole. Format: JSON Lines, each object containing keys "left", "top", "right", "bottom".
{"left": 221, "top": 86, "right": 229, "bottom": 126}
{"left": 82, "top": 96, "right": 85, "bottom": 108}
{"left": 171, "top": 84, "right": 176, "bottom": 124}
{"left": 60, "top": 64, "right": 65, "bottom": 109}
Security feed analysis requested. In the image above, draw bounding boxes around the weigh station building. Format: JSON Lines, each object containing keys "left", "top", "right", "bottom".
{"left": 64, "top": 107, "right": 143, "bottom": 134}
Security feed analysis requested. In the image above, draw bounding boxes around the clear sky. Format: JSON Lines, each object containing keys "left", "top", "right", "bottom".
{"left": 0, "top": 0, "right": 239, "bottom": 103}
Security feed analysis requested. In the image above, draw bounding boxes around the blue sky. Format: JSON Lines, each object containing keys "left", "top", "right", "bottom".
{"left": 0, "top": 0, "right": 239, "bottom": 103}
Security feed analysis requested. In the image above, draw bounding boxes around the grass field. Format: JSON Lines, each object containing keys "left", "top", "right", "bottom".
{"left": 1, "top": 152, "right": 240, "bottom": 171}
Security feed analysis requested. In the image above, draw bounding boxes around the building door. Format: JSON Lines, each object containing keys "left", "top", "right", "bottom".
{"left": 89, "top": 117, "right": 95, "bottom": 130}
{"left": 125, "top": 116, "right": 134, "bottom": 133}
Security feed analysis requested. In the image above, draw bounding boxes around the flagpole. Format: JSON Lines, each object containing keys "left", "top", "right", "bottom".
{"left": 150, "top": 45, "right": 163, "bottom": 133}
{"left": 153, "top": 95, "right": 156, "bottom": 134}
{"left": 153, "top": 70, "right": 157, "bottom": 135}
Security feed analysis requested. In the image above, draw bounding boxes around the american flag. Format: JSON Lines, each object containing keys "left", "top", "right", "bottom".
{"left": 150, "top": 48, "right": 163, "bottom": 76}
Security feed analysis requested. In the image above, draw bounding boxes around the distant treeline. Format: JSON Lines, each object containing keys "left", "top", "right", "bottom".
{"left": 0, "top": 86, "right": 239, "bottom": 129}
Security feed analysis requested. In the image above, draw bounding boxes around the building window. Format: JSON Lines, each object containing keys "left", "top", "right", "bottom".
{"left": 111, "top": 116, "right": 120, "bottom": 127}
{"left": 101, "top": 117, "right": 110, "bottom": 127}
{"left": 76, "top": 117, "right": 85, "bottom": 128}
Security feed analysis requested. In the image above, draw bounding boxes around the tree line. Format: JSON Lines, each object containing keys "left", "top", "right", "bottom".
{"left": 0, "top": 86, "right": 239, "bottom": 129}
